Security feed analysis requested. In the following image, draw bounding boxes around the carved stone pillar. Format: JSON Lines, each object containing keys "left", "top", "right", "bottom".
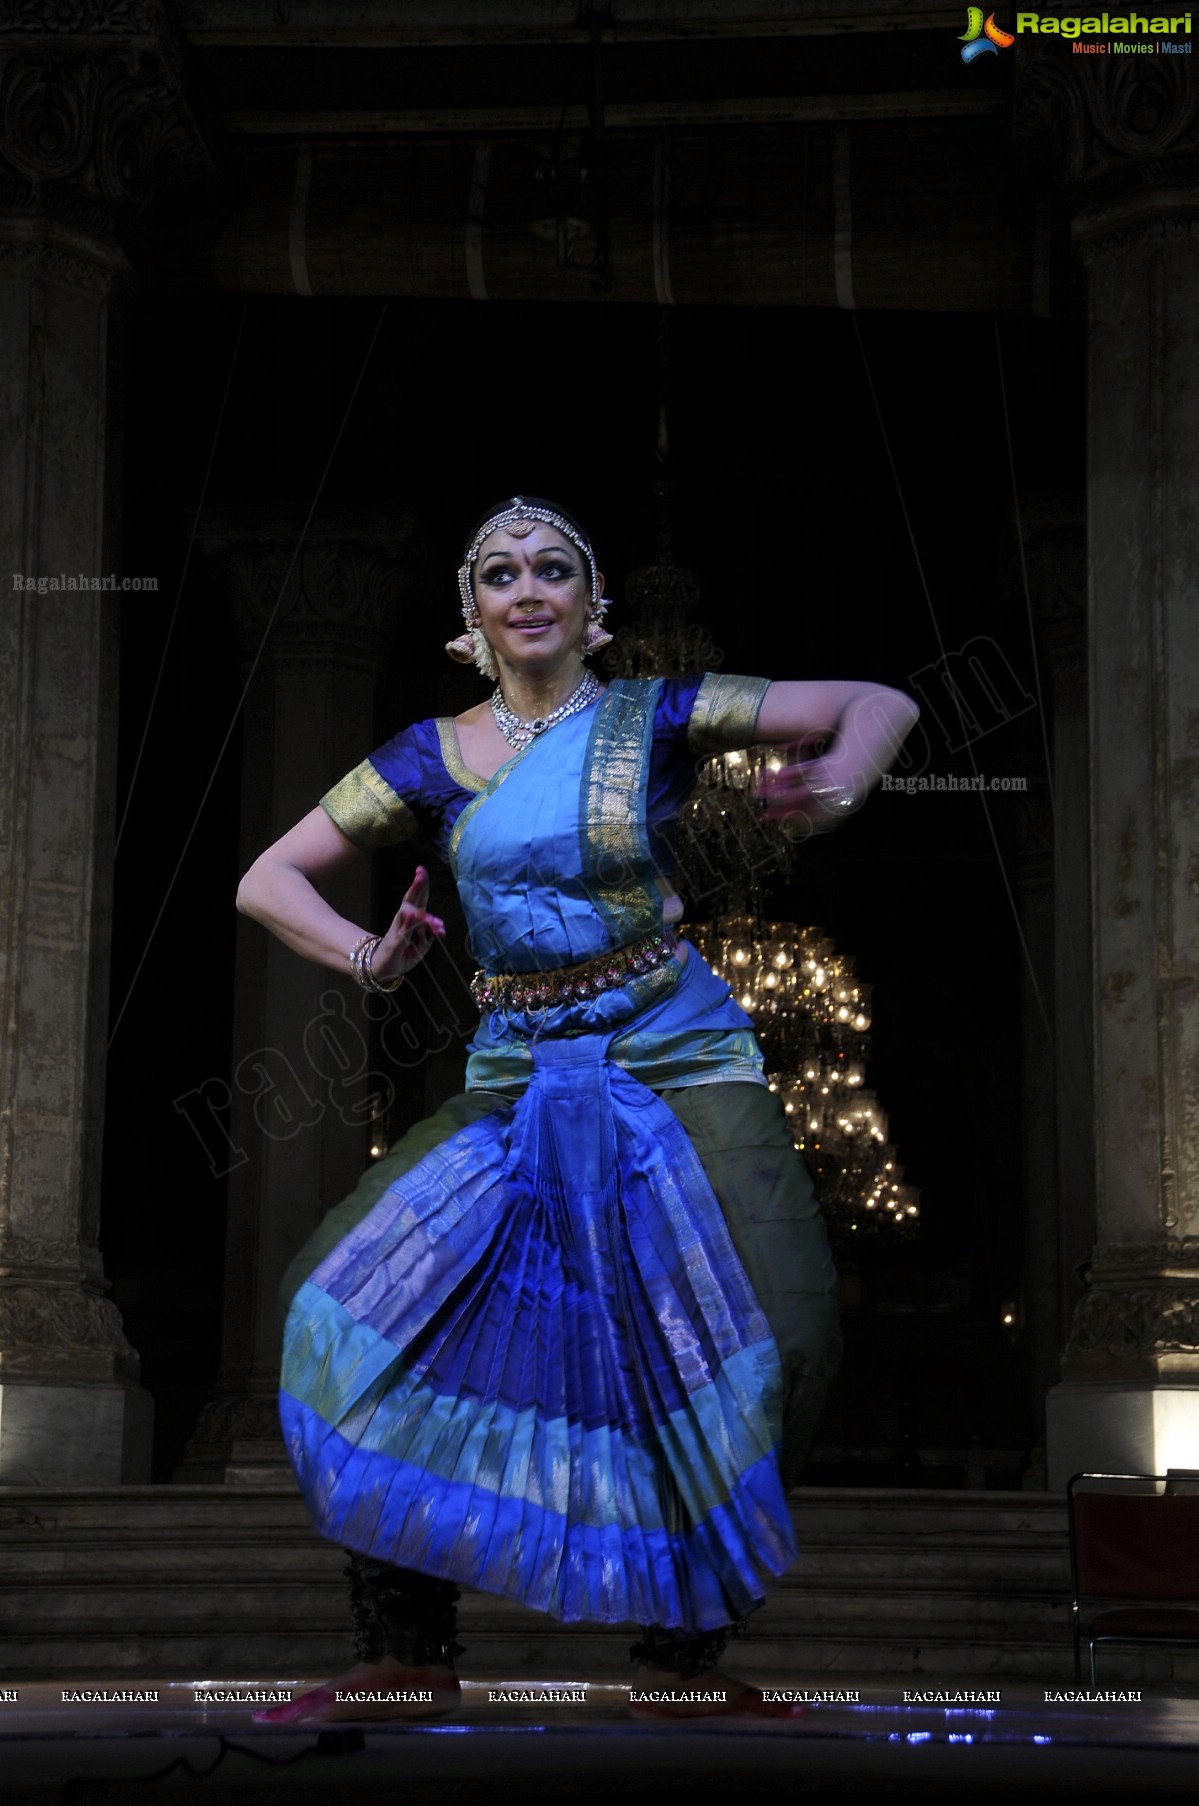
{"left": 0, "top": 3, "right": 211, "bottom": 1481}
{"left": 1010, "top": 505, "right": 1093, "bottom": 1486}
{"left": 1010, "top": 779, "right": 1055, "bottom": 1487}
{"left": 1015, "top": 56, "right": 1199, "bottom": 1483}
{"left": 1040, "top": 522, "right": 1096, "bottom": 1406}
{"left": 179, "top": 507, "right": 429, "bottom": 1481}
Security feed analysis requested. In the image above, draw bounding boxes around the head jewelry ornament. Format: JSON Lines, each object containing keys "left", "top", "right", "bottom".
{"left": 447, "top": 495, "right": 613, "bottom": 675}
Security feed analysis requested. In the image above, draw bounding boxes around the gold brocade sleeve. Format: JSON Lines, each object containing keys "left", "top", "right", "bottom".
{"left": 320, "top": 759, "right": 420, "bottom": 851}
{"left": 686, "top": 673, "right": 772, "bottom": 755}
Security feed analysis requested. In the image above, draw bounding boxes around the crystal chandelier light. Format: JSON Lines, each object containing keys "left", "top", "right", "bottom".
{"left": 692, "top": 915, "right": 920, "bottom": 1242}
{"left": 674, "top": 746, "right": 793, "bottom": 910}
{"left": 604, "top": 482, "right": 721, "bottom": 681}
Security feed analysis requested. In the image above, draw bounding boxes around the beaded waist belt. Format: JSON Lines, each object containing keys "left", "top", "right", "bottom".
{"left": 470, "top": 930, "right": 679, "bottom": 1013}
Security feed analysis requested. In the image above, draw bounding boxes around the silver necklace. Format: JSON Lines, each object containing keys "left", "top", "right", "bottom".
{"left": 490, "top": 670, "right": 600, "bottom": 751}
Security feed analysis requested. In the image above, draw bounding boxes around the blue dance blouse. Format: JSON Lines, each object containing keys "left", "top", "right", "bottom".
{"left": 320, "top": 673, "right": 772, "bottom": 1095}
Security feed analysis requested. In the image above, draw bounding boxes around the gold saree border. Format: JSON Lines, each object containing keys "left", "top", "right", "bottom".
{"left": 435, "top": 718, "right": 489, "bottom": 795}
{"left": 582, "top": 679, "right": 663, "bottom": 944}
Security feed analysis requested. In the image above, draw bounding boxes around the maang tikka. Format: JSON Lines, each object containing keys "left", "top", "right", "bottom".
{"left": 446, "top": 497, "right": 613, "bottom": 676}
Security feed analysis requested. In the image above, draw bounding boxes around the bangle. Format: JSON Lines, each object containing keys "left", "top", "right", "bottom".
{"left": 806, "top": 778, "right": 860, "bottom": 815}
{"left": 349, "top": 934, "right": 404, "bottom": 994}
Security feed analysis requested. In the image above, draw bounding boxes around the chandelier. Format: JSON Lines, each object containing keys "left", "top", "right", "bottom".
{"left": 604, "top": 481, "right": 721, "bottom": 681}
{"left": 674, "top": 745, "right": 794, "bottom": 911}
{"left": 691, "top": 914, "right": 920, "bottom": 1243}
{"left": 613, "top": 308, "right": 918, "bottom": 1242}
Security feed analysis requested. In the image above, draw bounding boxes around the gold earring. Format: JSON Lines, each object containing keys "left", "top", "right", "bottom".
{"left": 583, "top": 617, "right": 614, "bottom": 655}
{"left": 442, "top": 626, "right": 497, "bottom": 678}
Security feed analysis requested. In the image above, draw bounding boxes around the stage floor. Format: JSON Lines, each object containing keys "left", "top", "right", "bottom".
{"left": 3, "top": 1680, "right": 1199, "bottom": 1803}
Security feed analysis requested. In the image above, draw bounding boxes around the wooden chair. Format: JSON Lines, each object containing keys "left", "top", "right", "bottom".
{"left": 1068, "top": 1471, "right": 1199, "bottom": 1684}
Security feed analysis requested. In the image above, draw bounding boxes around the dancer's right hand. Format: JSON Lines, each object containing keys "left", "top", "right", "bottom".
{"left": 370, "top": 866, "right": 445, "bottom": 984}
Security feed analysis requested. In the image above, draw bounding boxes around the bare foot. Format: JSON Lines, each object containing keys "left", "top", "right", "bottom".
{"left": 253, "top": 1656, "right": 460, "bottom": 1725}
{"left": 627, "top": 1664, "right": 805, "bottom": 1719}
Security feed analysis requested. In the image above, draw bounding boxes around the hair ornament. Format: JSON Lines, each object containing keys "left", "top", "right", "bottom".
{"left": 456, "top": 495, "right": 610, "bottom": 615}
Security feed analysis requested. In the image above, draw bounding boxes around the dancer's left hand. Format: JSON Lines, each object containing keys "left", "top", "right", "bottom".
{"left": 754, "top": 748, "right": 860, "bottom": 832}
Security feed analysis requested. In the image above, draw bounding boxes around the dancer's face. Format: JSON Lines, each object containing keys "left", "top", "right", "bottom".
{"left": 471, "top": 524, "right": 598, "bottom": 675}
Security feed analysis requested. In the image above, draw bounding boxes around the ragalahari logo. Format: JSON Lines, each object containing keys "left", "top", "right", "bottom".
{"left": 959, "top": 8, "right": 1016, "bottom": 59}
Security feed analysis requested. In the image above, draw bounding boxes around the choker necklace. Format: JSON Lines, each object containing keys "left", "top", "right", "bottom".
{"left": 490, "top": 670, "right": 600, "bottom": 751}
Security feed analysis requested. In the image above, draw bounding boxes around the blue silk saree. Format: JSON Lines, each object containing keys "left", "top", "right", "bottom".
{"left": 281, "top": 677, "right": 814, "bottom": 1631}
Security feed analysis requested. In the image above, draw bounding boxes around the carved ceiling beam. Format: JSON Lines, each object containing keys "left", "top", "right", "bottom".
{"left": 171, "top": 1, "right": 974, "bottom": 50}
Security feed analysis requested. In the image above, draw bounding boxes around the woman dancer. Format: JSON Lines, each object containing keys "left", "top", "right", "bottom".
{"left": 238, "top": 496, "right": 918, "bottom": 1719}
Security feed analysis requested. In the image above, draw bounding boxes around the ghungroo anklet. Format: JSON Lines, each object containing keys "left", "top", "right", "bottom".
{"left": 629, "top": 1621, "right": 741, "bottom": 1680}
{"left": 344, "top": 1553, "right": 463, "bottom": 1667}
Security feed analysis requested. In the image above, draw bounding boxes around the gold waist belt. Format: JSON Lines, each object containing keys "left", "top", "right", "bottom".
{"left": 470, "top": 929, "right": 679, "bottom": 1013}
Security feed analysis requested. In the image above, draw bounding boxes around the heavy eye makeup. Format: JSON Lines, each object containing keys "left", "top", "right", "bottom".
{"left": 479, "top": 559, "right": 578, "bottom": 586}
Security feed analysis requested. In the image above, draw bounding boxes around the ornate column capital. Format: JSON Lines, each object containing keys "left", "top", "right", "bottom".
{"left": 0, "top": 0, "right": 214, "bottom": 272}
{"left": 195, "top": 505, "right": 434, "bottom": 677}
{"left": 0, "top": 1284, "right": 138, "bottom": 1383}
{"left": 1065, "top": 1241, "right": 1199, "bottom": 1382}
{"left": 1014, "top": 45, "right": 1199, "bottom": 245}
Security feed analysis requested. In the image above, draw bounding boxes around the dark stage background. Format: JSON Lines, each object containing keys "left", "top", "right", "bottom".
{"left": 100, "top": 296, "right": 1083, "bottom": 1482}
